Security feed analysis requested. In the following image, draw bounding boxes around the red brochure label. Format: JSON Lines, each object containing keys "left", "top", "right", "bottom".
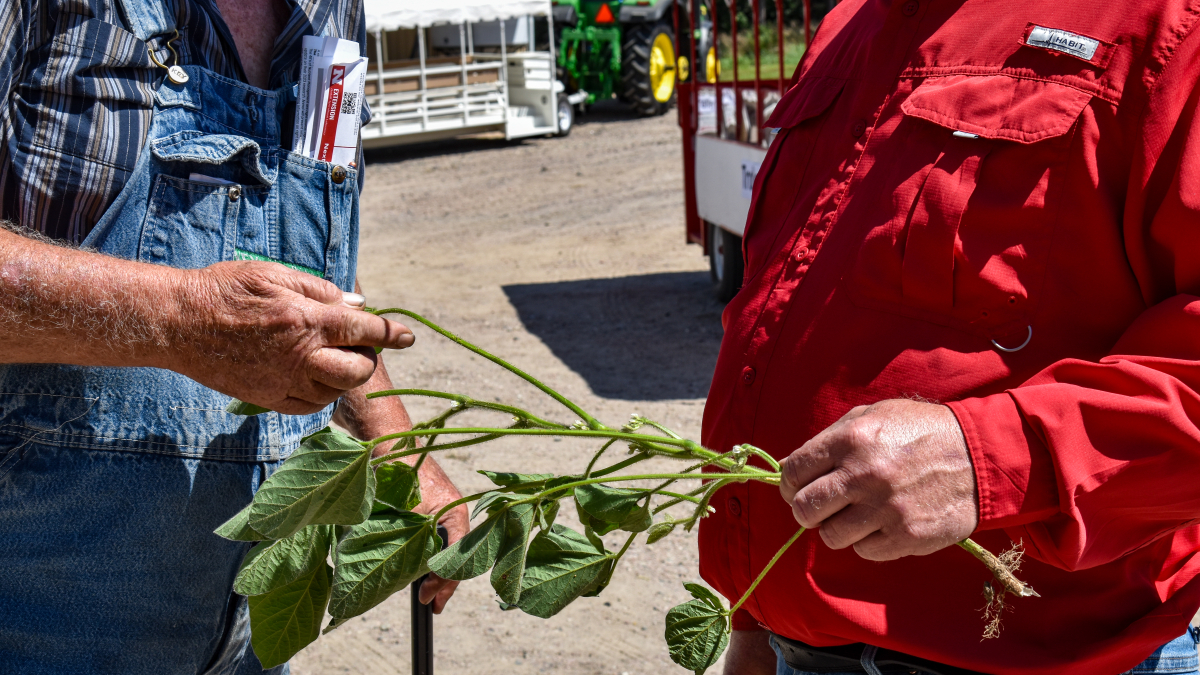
{"left": 317, "top": 65, "right": 346, "bottom": 162}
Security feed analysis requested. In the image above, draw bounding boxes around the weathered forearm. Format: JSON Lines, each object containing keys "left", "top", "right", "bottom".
{"left": 0, "top": 225, "right": 186, "bottom": 368}
{"left": 333, "top": 353, "right": 464, "bottom": 515}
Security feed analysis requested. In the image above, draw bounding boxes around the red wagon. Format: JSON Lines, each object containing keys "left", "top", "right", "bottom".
{"left": 673, "top": 0, "right": 818, "bottom": 300}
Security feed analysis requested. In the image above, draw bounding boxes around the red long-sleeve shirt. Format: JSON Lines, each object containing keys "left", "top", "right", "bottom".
{"left": 699, "top": 1, "right": 1200, "bottom": 673}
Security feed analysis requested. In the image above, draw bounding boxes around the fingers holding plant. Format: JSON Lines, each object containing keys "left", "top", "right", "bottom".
{"left": 171, "top": 261, "right": 415, "bottom": 414}
{"left": 779, "top": 399, "right": 980, "bottom": 561}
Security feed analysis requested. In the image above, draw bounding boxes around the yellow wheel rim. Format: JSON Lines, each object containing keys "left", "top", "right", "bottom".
{"left": 649, "top": 33, "right": 676, "bottom": 103}
{"left": 677, "top": 55, "right": 690, "bottom": 82}
{"left": 705, "top": 46, "right": 718, "bottom": 83}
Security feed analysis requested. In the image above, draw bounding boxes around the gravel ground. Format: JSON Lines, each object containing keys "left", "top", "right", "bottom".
{"left": 290, "top": 102, "right": 730, "bottom": 675}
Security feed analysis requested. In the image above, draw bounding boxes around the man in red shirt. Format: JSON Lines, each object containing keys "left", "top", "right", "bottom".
{"left": 701, "top": 1, "right": 1200, "bottom": 673}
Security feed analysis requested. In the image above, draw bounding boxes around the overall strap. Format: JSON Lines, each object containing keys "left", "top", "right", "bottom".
{"left": 114, "top": 0, "right": 178, "bottom": 43}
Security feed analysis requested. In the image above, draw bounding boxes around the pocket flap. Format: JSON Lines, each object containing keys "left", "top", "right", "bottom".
{"left": 764, "top": 75, "right": 846, "bottom": 129}
{"left": 900, "top": 75, "right": 1092, "bottom": 144}
{"left": 150, "top": 132, "right": 274, "bottom": 186}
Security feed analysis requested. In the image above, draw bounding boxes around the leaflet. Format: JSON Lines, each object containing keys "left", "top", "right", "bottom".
{"left": 313, "top": 57, "right": 368, "bottom": 165}
{"left": 294, "top": 36, "right": 364, "bottom": 161}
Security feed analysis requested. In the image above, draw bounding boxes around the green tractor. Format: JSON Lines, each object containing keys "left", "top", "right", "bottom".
{"left": 551, "top": 0, "right": 715, "bottom": 116}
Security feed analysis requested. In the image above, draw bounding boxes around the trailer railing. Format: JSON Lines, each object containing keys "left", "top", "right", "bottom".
{"left": 674, "top": 0, "right": 813, "bottom": 249}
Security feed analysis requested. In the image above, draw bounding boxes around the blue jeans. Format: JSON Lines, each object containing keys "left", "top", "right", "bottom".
{"left": 771, "top": 629, "right": 1200, "bottom": 675}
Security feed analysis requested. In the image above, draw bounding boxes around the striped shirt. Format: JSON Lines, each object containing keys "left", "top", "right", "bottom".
{"left": 0, "top": 0, "right": 364, "bottom": 243}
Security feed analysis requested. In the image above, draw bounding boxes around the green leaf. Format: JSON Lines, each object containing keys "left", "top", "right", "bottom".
{"left": 664, "top": 599, "right": 729, "bottom": 674}
{"left": 580, "top": 557, "right": 616, "bottom": 598}
{"left": 471, "top": 491, "right": 518, "bottom": 520}
{"left": 575, "top": 483, "right": 652, "bottom": 533}
{"left": 537, "top": 499, "right": 560, "bottom": 531}
{"left": 248, "top": 561, "right": 332, "bottom": 669}
{"left": 490, "top": 502, "right": 536, "bottom": 604}
{"left": 646, "top": 518, "right": 677, "bottom": 545}
{"left": 214, "top": 503, "right": 265, "bottom": 542}
{"left": 515, "top": 524, "right": 611, "bottom": 619}
{"left": 373, "top": 462, "right": 421, "bottom": 513}
{"left": 235, "top": 525, "right": 332, "bottom": 596}
{"left": 329, "top": 512, "right": 439, "bottom": 619}
{"left": 227, "top": 399, "right": 272, "bottom": 416}
{"left": 427, "top": 510, "right": 505, "bottom": 580}
{"left": 479, "top": 470, "right": 554, "bottom": 494}
{"left": 541, "top": 475, "right": 582, "bottom": 499}
{"left": 683, "top": 583, "right": 725, "bottom": 612}
{"left": 321, "top": 616, "right": 348, "bottom": 635}
{"left": 248, "top": 428, "right": 375, "bottom": 540}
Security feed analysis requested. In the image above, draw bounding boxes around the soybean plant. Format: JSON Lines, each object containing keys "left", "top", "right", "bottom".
{"left": 219, "top": 308, "right": 1036, "bottom": 671}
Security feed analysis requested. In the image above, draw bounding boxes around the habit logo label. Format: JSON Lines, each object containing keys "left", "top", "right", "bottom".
{"left": 1025, "top": 25, "right": 1100, "bottom": 61}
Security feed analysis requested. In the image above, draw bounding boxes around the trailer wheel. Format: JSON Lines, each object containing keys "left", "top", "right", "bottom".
{"left": 556, "top": 94, "right": 574, "bottom": 137}
{"left": 709, "top": 223, "right": 744, "bottom": 302}
{"left": 620, "top": 22, "right": 676, "bottom": 116}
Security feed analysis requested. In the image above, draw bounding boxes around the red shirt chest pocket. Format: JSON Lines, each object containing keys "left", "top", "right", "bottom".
{"left": 846, "top": 74, "right": 1092, "bottom": 343}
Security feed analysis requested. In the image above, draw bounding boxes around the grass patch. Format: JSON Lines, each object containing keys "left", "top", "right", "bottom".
{"left": 715, "top": 25, "right": 806, "bottom": 82}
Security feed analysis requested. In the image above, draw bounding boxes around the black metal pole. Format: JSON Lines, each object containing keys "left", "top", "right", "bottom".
{"left": 412, "top": 525, "right": 448, "bottom": 675}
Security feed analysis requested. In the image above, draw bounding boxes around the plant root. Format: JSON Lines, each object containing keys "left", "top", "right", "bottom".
{"left": 980, "top": 581, "right": 1004, "bottom": 640}
{"left": 959, "top": 538, "right": 1038, "bottom": 639}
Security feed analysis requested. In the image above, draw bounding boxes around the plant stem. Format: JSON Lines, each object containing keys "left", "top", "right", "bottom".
{"left": 747, "top": 446, "right": 781, "bottom": 472}
{"left": 957, "top": 538, "right": 1039, "bottom": 598}
{"left": 368, "top": 388, "right": 568, "bottom": 430}
{"left": 430, "top": 472, "right": 778, "bottom": 525}
{"left": 584, "top": 439, "right": 618, "bottom": 479}
{"left": 372, "top": 308, "right": 604, "bottom": 430}
{"left": 589, "top": 452, "right": 653, "bottom": 478}
{"left": 368, "top": 428, "right": 745, "bottom": 472}
{"left": 653, "top": 484, "right": 709, "bottom": 514}
{"left": 541, "top": 473, "right": 775, "bottom": 492}
{"left": 638, "top": 418, "right": 682, "bottom": 439}
{"left": 728, "top": 527, "right": 806, "bottom": 615}
{"left": 654, "top": 490, "right": 705, "bottom": 505}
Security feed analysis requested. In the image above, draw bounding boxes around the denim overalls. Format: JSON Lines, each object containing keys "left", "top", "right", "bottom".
{"left": 0, "top": 4, "right": 359, "bottom": 673}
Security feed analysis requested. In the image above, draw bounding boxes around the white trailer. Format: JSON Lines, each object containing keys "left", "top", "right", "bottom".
{"left": 361, "top": 0, "right": 586, "bottom": 148}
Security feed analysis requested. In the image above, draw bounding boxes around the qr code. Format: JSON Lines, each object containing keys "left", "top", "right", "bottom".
{"left": 340, "top": 92, "right": 358, "bottom": 115}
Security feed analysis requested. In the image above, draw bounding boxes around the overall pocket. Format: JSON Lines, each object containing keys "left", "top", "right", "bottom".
{"left": 139, "top": 131, "right": 349, "bottom": 281}
{"left": 846, "top": 74, "right": 1092, "bottom": 342}
{"left": 276, "top": 152, "right": 359, "bottom": 291}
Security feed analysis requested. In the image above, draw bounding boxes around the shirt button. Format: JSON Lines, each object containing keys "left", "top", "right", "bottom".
{"left": 902, "top": 0, "right": 919, "bottom": 16}
{"left": 228, "top": 186, "right": 242, "bottom": 202}
{"left": 741, "top": 366, "right": 756, "bottom": 385}
{"left": 851, "top": 119, "right": 867, "bottom": 137}
{"left": 793, "top": 246, "right": 809, "bottom": 262}
{"left": 331, "top": 165, "right": 347, "bottom": 184}
{"left": 728, "top": 496, "right": 742, "bottom": 517}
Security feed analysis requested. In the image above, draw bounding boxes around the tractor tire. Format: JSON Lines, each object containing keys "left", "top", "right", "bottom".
{"left": 620, "top": 22, "right": 677, "bottom": 117}
{"left": 709, "top": 222, "right": 744, "bottom": 302}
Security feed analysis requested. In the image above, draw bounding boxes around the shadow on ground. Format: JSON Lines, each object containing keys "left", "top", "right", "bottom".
{"left": 502, "top": 271, "right": 725, "bottom": 400}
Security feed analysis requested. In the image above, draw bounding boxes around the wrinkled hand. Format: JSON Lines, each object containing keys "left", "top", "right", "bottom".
{"left": 169, "top": 261, "right": 414, "bottom": 415}
{"left": 779, "top": 399, "right": 979, "bottom": 561}
{"left": 415, "top": 491, "right": 470, "bottom": 614}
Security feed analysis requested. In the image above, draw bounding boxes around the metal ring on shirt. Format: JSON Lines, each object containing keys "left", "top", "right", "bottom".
{"left": 991, "top": 325, "right": 1032, "bottom": 353}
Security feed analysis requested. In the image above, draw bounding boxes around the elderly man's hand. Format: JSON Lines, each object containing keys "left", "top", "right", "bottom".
{"left": 169, "top": 261, "right": 415, "bottom": 415}
{"left": 778, "top": 399, "right": 979, "bottom": 561}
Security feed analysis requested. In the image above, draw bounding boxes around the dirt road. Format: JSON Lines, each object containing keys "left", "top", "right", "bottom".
{"left": 290, "top": 104, "right": 729, "bottom": 675}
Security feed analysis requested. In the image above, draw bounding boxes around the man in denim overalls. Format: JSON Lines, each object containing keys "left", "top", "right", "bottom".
{"left": 0, "top": 0, "right": 470, "bottom": 672}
